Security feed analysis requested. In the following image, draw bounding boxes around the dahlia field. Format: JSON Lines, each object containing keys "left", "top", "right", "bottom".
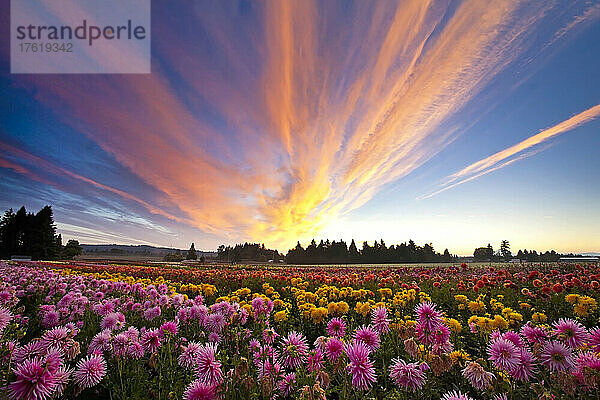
{"left": 1, "top": 261, "right": 599, "bottom": 400}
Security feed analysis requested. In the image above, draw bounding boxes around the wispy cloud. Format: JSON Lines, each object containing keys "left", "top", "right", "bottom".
{"left": 421, "top": 104, "right": 600, "bottom": 199}
{"left": 0, "top": 142, "right": 183, "bottom": 223}
{"left": 56, "top": 222, "right": 166, "bottom": 246}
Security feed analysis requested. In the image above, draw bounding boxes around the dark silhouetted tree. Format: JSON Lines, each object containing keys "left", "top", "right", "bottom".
{"left": 0, "top": 205, "right": 61, "bottom": 260}
{"left": 284, "top": 238, "right": 459, "bottom": 264}
{"left": 500, "top": 240, "right": 511, "bottom": 261}
{"left": 62, "top": 240, "right": 82, "bottom": 259}
{"left": 187, "top": 243, "right": 198, "bottom": 260}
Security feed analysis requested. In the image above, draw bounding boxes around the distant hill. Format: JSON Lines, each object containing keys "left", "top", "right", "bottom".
{"left": 81, "top": 244, "right": 216, "bottom": 258}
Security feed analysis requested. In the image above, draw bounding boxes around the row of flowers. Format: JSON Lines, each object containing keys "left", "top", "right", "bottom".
{"left": 32, "top": 261, "right": 600, "bottom": 324}
{"left": 24, "top": 260, "right": 600, "bottom": 298}
{"left": 0, "top": 261, "right": 599, "bottom": 399}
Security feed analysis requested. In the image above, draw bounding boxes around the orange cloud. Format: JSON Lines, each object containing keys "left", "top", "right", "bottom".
{"left": 246, "top": 0, "right": 570, "bottom": 245}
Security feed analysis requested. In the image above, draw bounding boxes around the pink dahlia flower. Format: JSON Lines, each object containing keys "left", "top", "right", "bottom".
{"left": 345, "top": 340, "right": 376, "bottom": 390}
{"left": 74, "top": 354, "right": 107, "bottom": 388}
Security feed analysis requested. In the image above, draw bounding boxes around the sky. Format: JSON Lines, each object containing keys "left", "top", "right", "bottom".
{"left": 1, "top": 0, "right": 599, "bottom": 255}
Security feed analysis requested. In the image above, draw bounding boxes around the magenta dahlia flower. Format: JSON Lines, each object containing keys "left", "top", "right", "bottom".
{"left": 252, "top": 297, "right": 269, "bottom": 319}
{"left": 263, "top": 359, "right": 283, "bottom": 380}
{"left": 574, "top": 351, "right": 600, "bottom": 382}
{"left": 509, "top": 349, "right": 536, "bottom": 382}
{"left": 124, "top": 326, "right": 139, "bottom": 341}
{"left": 415, "top": 302, "right": 443, "bottom": 331}
{"left": 195, "top": 343, "right": 223, "bottom": 386}
{"left": 354, "top": 325, "right": 380, "bottom": 351}
{"left": 160, "top": 321, "right": 178, "bottom": 336}
{"left": 111, "top": 332, "right": 129, "bottom": 358}
{"left": 40, "top": 327, "right": 69, "bottom": 353}
{"left": 371, "top": 307, "right": 390, "bottom": 334}
{"left": 314, "top": 336, "right": 327, "bottom": 351}
{"left": 325, "top": 337, "right": 345, "bottom": 362}
{"left": 442, "top": 390, "right": 473, "bottom": 400}
{"left": 415, "top": 324, "right": 435, "bottom": 346}
{"left": 540, "top": 340, "right": 574, "bottom": 373}
{"left": 127, "top": 342, "right": 144, "bottom": 359}
{"left": 553, "top": 318, "right": 589, "bottom": 349}
{"left": 488, "top": 338, "right": 519, "bottom": 371}
{"left": 143, "top": 306, "right": 161, "bottom": 321}
{"left": 501, "top": 331, "right": 522, "bottom": 347}
{"left": 253, "top": 345, "right": 279, "bottom": 379}
{"left": 140, "top": 328, "right": 162, "bottom": 353}
{"left": 13, "top": 341, "right": 45, "bottom": 364}
{"left": 327, "top": 317, "right": 346, "bottom": 337}
{"left": 520, "top": 323, "right": 548, "bottom": 344}
{"left": 9, "top": 358, "right": 60, "bottom": 400}
{"left": 280, "top": 331, "right": 308, "bottom": 369}
{"left": 101, "top": 312, "right": 125, "bottom": 330}
{"left": 277, "top": 372, "right": 296, "bottom": 397}
{"left": 52, "top": 365, "right": 71, "bottom": 397}
{"left": 74, "top": 354, "right": 107, "bottom": 388}
{"left": 389, "top": 358, "right": 427, "bottom": 392}
{"left": 588, "top": 327, "right": 600, "bottom": 353}
{"left": 208, "top": 332, "right": 221, "bottom": 343}
{"left": 42, "top": 310, "right": 60, "bottom": 328}
{"left": 345, "top": 341, "right": 376, "bottom": 390}
{"left": 0, "top": 306, "right": 12, "bottom": 333}
{"left": 179, "top": 342, "right": 204, "bottom": 369}
{"left": 88, "top": 330, "right": 112, "bottom": 355}
{"left": 204, "top": 313, "right": 227, "bottom": 333}
{"left": 308, "top": 348, "right": 324, "bottom": 373}
{"left": 249, "top": 338, "right": 260, "bottom": 353}
{"left": 184, "top": 380, "right": 216, "bottom": 400}
{"left": 263, "top": 327, "right": 279, "bottom": 345}
{"left": 432, "top": 324, "right": 451, "bottom": 345}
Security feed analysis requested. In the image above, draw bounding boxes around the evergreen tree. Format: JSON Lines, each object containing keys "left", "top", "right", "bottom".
{"left": 187, "top": 243, "right": 198, "bottom": 260}
{"left": 443, "top": 249, "right": 452, "bottom": 262}
{"left": 500, "top": 240, "right": 511, "bottom": 261}
{"left": 348, "top": 239, "right": 359, "bottom": 263}
{"left": 0, "top": 205, "right": 61, "bottom": 260}
{"left": 0, "top": 209, "right": 16, "bottom": 259}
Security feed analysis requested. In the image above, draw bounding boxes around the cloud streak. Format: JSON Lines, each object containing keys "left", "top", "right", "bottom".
{"left": 421, "top": 104, "right": 600, "bottom": 199}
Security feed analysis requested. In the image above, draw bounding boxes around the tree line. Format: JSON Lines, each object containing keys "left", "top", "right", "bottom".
{"left": 216, "top": 243, "right": 283, "bottom": 263}
{"left": 473, "top": 240, "right": 581, "bottom": 262}
{"left": 285, "top": 239, "right": 456, "bottom": 264}
{"left": 0, "top": 206, "right": 81, "bottom": 260}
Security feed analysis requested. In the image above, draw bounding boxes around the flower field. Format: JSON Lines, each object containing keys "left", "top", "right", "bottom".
{"left": 1, "top": 261, "right": 600, "bottom": 399}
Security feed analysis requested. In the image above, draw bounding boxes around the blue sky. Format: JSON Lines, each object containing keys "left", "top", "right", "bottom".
{"left": 1, "top": 1, "right": 599, "bottom": 254}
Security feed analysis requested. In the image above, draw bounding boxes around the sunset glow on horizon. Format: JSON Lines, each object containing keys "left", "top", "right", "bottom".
{"left": 1, "top": 1, "right": 599, "bottom": 255}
